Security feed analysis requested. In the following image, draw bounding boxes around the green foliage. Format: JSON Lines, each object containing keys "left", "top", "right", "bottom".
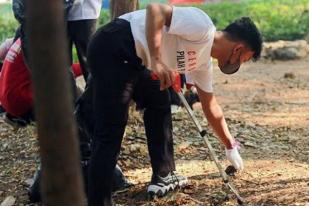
{"left": 0, "top": 16, "right": 18, "bottom": 42}
{"left": 0, "top": 4, "right": 18, "bottom": 42}
{"left": 139, "top": 0, "right": 167, "bottom": 6}
{"left": 196, "top": 0, "right": 309, "bottom": 41}
{"left": 98, "top": 9, "right": 110, "bottom": 26}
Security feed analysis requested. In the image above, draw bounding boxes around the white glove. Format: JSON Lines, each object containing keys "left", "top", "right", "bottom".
{"left": 225, "top": 141, "right": 244, "bottom": 171}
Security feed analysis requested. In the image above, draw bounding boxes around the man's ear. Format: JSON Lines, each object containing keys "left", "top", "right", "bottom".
{"left": 234, "top": 44, "right": 244, "bottom": 53}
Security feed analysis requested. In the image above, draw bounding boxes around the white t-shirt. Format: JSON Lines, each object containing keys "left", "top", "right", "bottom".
{"left": 120, "top": 6, "right": 216, "bottom": 93}
{"left": 67, "top": 0, "right": 102, "bottom": 21}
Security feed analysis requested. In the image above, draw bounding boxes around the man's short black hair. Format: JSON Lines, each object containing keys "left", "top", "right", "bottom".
{"left": 223, "top": 17, "right": 263, "bottom": 61}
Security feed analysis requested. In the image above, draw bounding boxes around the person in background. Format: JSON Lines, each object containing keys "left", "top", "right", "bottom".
{"left": 168, "top": 74, "right": 201, "bottom": 113}
{"left": 0, "top": 37, "right": 131, "bottom": 203}
{"left": 12, "top": 0, "right": 76, "bottom": 61}
{"left": 67, "top": 0, "right": 102, "bottom": 81}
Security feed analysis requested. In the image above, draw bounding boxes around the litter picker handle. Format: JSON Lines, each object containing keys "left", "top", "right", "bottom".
{"left": 150, "top": 72, "right": 181, "bottom": 93}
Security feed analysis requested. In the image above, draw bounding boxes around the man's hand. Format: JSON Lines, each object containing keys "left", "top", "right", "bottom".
{"left": 225, "top": 142, "right": 244, "bottom": 171}
{"left": 151, "top": 58, "right": 176, "bottom": 90}
{"left": 146, "top": 3, "right": 173, "bottom": 90}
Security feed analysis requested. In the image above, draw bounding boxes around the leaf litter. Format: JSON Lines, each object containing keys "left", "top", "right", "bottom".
{"left": 1, "top": 60, "right": 309, "bottom": 205}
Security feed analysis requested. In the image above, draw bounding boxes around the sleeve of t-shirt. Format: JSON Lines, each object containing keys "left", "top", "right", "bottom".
{"left": 185, "top": 63, "right": 213, "bottom": 93}
{"left": 167, "top": 6, "right": 214, "bottom": 42}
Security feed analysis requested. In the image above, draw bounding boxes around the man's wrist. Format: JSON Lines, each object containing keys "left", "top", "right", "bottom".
{"left": 225, "top": 138, "right": 239, "bottom": 150}
{"left": 150, "top": 55, "right": 161, "bottom": 61}
{"left": 226, "top": 140, "right": 240, "bottom": 150}
{"left": 225, "top": 143, "right": 233, "bottom": 150}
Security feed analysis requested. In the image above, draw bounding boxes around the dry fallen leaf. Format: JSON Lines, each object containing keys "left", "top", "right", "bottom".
{"left": 0, "top": 196, "right": 15, "bottom": 206}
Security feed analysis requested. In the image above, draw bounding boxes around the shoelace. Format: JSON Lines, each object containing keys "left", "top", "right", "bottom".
{"left": 170, "top": 171, "right": 180, "bottom": 186}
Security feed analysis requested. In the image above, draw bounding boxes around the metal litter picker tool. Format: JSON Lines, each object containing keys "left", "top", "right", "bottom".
{"left": 150, "top": 72, "right": 245, "bottom": 204}
{"left": 176, "top": 91, "right": 245, "bottom": 205}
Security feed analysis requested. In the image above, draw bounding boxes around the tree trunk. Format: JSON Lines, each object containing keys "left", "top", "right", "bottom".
{"left": 110, "top": 0, "right": 139, "bottom": 20}
{"left": 25, "top": 1, "right": 84, "bottom": 205}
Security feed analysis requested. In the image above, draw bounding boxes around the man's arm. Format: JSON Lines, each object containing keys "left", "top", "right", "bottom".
{"left": 196, "top": 86, "right": 244, "bottom": 170}
{"left": 196, "top": 86, "right": 234, "bottom": 149}
{"left": 146, "top": 3, "right": 175, "bottom": 90}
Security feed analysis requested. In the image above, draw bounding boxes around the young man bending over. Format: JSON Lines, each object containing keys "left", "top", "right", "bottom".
{"left": 79, "top": 3, "right": 262, "bottom": 206}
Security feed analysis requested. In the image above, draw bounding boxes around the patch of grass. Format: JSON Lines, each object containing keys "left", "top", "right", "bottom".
{"left": 196, "top": 0, "right": 309, "bottom": 41}
{"left": 0, "top": 3, "right": 18, "bottom": 42}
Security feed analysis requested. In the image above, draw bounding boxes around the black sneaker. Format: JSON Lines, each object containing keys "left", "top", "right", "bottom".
{"left": 112, "top": 165, "right": 134, "bottom": 193}
{"left": 147, "top": 172, "right": 188, "bottom": 197}
{"left": 0, "top": 106, "right": 5, "bottom": 115}
{"left": 28, "top": 169, "right": 42, "bottom": 203}
{"left": 4, "top": 113, "right": 30, "bottom": 127}
{"left": 112, "top": 180, "right": 134, "bottom": 194}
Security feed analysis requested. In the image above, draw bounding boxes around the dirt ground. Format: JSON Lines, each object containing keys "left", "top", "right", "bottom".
{"left": 0, "top": 59, "right": 309, "bottom": 206}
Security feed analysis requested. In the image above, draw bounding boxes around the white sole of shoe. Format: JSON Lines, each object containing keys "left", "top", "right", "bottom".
{"left": 147, "top": 183, "right": 176, "bottom": 197}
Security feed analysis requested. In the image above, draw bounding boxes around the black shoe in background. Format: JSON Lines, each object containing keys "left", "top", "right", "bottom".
{"left": 28, "top": 162, "right": 89, "bottom": 203}
{"left": 0, "top": 106, "right": 5, "bottom": 115}
{"left": 28, "top": 169, "right": 42, "bottom": 203}
{"left": 184, "top": 90, "right": 200, "bottom": 109}
{"left": 112, "top": 165, "right": 134, "bottom": 193}
{"left": 4, "top": 113, "right": 29, "bottom": 127}
{"left": 28, "top": 164, "right": 132, "bottom": 203}
{"left": 81, "top": 159, "right": 90, "bottom": 195}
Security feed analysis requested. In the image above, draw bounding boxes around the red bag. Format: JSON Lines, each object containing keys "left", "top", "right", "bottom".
{"left": 0, "top": 39, "right": 33, "bottom": 117}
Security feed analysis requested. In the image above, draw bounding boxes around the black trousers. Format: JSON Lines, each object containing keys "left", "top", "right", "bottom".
{"left": 67, "top": 19, "right": 97, "bottom": 81}
{"left": 85, "top": 19, "right": 175, "bottom": 206}
{"left": 75, "top": 78, "right": 129, "bottom": 196}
